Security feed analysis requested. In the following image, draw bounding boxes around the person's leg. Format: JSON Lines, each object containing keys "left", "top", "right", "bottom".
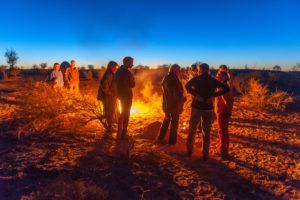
{"left": 217, "top": 113, "right": 227, "bottom": 155}
{"left": 121, "top": 98, "right": 132, "bottom": 137}
{"left": 187, "top": 108, "right": 201, "bottom": 155}
{"left": 105, "top": 98, "right": 114, "bottom": 131}
{"left": 169, "top": 113, "right": 179, "bottom": 145}
{"left": 69, "top": 84, "right": 74, "bottom": 92}
{"left": 158, "top": 113, "right": 171, "bottom": 141}
{"left": 74, "top": 83, "right": 79, "bottom": 93}
{"left": 201, "top": 110, "right": 214, "bottom": 160}
{"left": 224, "top": 113, "right": 231, "bottom": 154}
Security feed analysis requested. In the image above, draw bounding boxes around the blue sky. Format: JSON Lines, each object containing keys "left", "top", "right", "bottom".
{"left": 0, "top": 0, "right": 299, "bottom": 68}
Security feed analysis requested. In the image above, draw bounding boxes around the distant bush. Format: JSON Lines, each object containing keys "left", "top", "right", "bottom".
{"left": 0, "top": 66, "right": 7, "bottom": 80}
{"left": 13, "top": 82, "right": 104, "bottom": 137}
{"left": 21, "top": 177, "right": 108, "bottom": 200}
{"left": 232, "top": 71, "right": 263, "bottom": 94}
{"left": 240, "top": 78, "right": 294, "bottom": 112}
{"left": 80, "top": 70, "right": 93, "bottom": 80}
{"left": 8, "top": 68, "right": 22, "bottom": 77}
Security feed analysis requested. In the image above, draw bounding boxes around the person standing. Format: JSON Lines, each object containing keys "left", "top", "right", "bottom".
{"left": 50, "top": 63, "right": 64, "bottom": 88}
{"left": 114, "top": 56, "right": 135, "bottom": 139}
{"left": 185, "top": 63, "right": 229, "bottom": 161}
{"left": 157, "top": 64, "right": 186, "bottom": 145}
{"left": 98, "top": 61, "right": 119, "bottom": 133}
{"left": 215, "top": 71, "right": 234, "bottom": 158}
{"left": 65, "top": 60, "right": 79, "bottom": 92}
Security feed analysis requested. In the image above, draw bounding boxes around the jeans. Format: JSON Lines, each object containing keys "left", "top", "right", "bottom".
{"left": 187, "top": 108, "right": 214, "bottom": 157}
{"left": 117, "top": 98, "right": 132, "bottom": 138}
{"left": 158, "top": 113, "right": 179, "bottom": 145}
{"left": 217, "top": 113, "right": 231, "bottom": 154}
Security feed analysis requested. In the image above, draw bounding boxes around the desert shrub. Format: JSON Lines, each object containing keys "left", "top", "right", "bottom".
{"left": 80, "top": 70, "right": 93, "bottom": 80}
{"left": 8, "top": 68, "right": 22, "bottom": 77}
{"left": 232, "top": 71, "right": 264, "bottom": 94}
{"left": 13, "top": 82, "right": 104, "bottom": 137}
{"left": 240, "top": 78, "right": 294, "bottom": 112}
{"left": 21, "top": 177, "right": 108, "bottom": 200}
{"left": 0, "top": 66, "right": 7, "bottom": 80}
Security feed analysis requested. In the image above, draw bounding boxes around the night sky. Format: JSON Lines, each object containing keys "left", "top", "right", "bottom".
{"left": 0, "top": 0, "right": 299, "bottom": 68}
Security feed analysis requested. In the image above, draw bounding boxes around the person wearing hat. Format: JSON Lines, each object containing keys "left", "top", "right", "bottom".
{"left": 157, "top": 64, "right": 186, "bottom": 145}
{"left": 114, "top": 56, "right": 135, "bottom": 139}
{"left": 185, "top": 63, "right": 229, "bottom": 161}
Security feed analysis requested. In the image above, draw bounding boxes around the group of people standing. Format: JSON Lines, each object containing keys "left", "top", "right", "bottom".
{"left": 49, "top": 60, "right": 80, "bottom": 92}
{"left": 157, "top": 63, "right": 234, "bottom": 161}
{"left": 97, "top": 57, "right": 135, "bottom": 139}
{"left": 48, "top": 57, "right": 234, "bottom": 160}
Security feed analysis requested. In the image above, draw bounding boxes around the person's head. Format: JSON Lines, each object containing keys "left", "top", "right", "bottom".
{"left": 191, "top": 64, "right": 198, "bottom": 73}
{"left": 169, "top": 64, "right": 181, "bottom": 77}
{"left": 216, "top": 71, "right": 229, "bottom": 84}
{"left": 219, "top": 65, "right": 228, "bottom": 72}
{"left": 70, "top": 60, "right": 76, "bottom": 68}
{"left": 107, "top": 61, "right": 118, "bottom": 74}
{"left": 53, "top": 63, "right": 60, "bottom": 71}
{"left": 123, "top": 56, "right": 134, "bottom": 69}
{"left": 199, "top": 63, "right": 210, "bottom": 75}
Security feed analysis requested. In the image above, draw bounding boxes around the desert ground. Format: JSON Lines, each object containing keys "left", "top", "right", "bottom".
{"left": 0, "top": 72, "right": 299, "bottom": 200}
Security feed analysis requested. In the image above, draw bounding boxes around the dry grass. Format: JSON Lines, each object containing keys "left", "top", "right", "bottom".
{"left": 20, "top": 177, "right": 108, "bottom": 200}
{"left": 240, "top": 78, "right": 294, "bottom": 112}
{"left": 12, "top": 82, "right": 104, "bottom": 137}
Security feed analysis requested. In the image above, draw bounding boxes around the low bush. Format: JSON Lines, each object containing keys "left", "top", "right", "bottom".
{"left": 13, "top": 82, "right": 104, "bottom": 137}
{"left": 240, "top": 78, "right": 294, "bottom": 112}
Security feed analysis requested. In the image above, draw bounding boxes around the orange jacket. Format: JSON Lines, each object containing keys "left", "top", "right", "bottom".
{"left": 215, "top": 87, "right": 234, "bottom": 115}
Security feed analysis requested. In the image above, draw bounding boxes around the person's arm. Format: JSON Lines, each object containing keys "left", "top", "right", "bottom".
{"left": 185, "top": 78, "right": 197, "bottom": 96}
{"left": 213, "top": 79, "right": 229, "bottom": 97}
{"left": 102, "top": 74, "right": 114, "bottom": 96}
{"left": 128, "top": 70, "right": 135, "bottom": 88}
{"left": 64, "top": 68, "right": 69, "bottom": 83}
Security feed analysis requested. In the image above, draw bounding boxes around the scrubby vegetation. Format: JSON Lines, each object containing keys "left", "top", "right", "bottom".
{"left": 12, "top": 82, "right": 104, "bottom": 138}
{"left": 240, "top": 78, "right": 294, "bottom": 112}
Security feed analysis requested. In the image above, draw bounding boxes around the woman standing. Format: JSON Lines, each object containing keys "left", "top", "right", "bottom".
{"left": 215, "top": 70, "right": 234, "bottom": 157}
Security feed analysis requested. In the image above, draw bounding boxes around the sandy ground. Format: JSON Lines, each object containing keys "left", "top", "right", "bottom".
{"left": 0, "top": 77, "right": 299, "bottom": 200}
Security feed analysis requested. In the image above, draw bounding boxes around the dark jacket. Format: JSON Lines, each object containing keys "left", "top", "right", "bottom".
{"left": 97, "top": 69, "right": 115, "bottom": 101}
{"left": 185, "top": 74, "right": 229, "bottom": 110}
{"left": 114, "top": 65, "right": 135, "bottom": 100}
{"left": 162, "top": 72, "right": 185, "bottom": 114}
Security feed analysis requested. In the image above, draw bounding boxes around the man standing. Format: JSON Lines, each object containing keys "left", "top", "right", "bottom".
{"left": 158, "top": 64, "right": 186, "bottom": 145}
{"left": 50, "top": 63, "right": 64, "bottom": 88}
{"left": 114, "top": 56, "right": 135, "bottom": 139}
{"left": 65, "top": 60, "right": 79, "bottom": 92}
{"left": 185, "top": 63, "right": 229, "bottom": 161}
{"left": 97, "top": 61, "right": 119, "bottom": 133}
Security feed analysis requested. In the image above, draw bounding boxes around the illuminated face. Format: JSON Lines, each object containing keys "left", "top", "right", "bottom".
{"left": 216, "top": 73, "right": 226, "bottom": 83}
{"left": 70, "top": 60, "right": 76, "bottom": 68}
{"left": 54, "top": 64, "right": 60, "bottom": 71}
{"left": 111, "top": 65, "right": 118, "bottom": 74}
